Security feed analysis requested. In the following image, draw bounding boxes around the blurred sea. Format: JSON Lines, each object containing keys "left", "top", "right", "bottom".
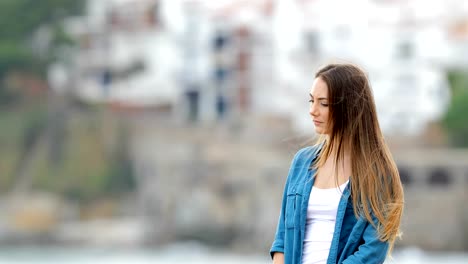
{"left": 0, "top": 242, "right": 466, "bottom": 264}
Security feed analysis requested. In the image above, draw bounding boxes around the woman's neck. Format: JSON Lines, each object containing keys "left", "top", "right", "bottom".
{"left": 328, "top": 145, "right": 352, "bottom": 180}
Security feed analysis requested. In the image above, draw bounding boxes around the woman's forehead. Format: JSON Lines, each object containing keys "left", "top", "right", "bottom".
{"left": 310, "top": 77, "right": 328, "bottom": 97}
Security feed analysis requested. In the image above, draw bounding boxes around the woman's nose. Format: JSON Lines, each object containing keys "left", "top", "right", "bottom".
{"left": 310, "top": 103, "right": 318, "bottom": 117}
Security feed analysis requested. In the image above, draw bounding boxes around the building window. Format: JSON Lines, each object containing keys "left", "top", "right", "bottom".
{"left": 428, "top": 168, "right": 451, "bottom": 186}
{"left": 304, "top": 32, "right": 319, "bottom": 55}
{"left": 398, "top": 166, "right": 412, "bottom": 186}
{"left": 396, "top": 41, "right": 413, "bottom": 60}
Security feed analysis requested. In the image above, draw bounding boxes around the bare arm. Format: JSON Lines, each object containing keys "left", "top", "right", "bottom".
{"left": 272, "top": 252, "right": 284, "bottom": 264}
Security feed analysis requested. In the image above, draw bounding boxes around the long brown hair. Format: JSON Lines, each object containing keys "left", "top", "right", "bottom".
{"left": 313, "top": 63, "right": 404, "bottom": 254}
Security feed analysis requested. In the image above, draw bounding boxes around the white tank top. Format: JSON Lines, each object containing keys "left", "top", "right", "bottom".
{"left": 301, "top": 180, "right": 349, "bottom": 264}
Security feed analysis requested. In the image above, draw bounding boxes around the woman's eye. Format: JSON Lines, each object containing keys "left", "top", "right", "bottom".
{"left": 321, "top": 103, "right": 329, "bottom": 107}
{"left": 308, "top": 99, "right": 313, "bottom": 103}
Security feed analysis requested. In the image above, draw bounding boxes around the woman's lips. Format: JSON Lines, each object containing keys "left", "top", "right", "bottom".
{"left": 313, "top": 120, "right": 322, "bottom": 126}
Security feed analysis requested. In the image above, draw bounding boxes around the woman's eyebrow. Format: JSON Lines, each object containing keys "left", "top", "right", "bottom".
{"left": 309, "top": 93, "right": 328, "bottom": 100}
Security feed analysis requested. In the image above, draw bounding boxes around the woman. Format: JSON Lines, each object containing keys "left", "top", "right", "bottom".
{"left": 270, "top": 63, "right": 404, "bottom": 264}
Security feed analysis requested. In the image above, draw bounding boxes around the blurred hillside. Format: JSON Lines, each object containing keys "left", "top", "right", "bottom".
{"left": 0, "top": 0, "right": 136, "bottom": 219}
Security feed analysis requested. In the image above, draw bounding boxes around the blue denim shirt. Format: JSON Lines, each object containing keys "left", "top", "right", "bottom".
{"left": 270, "top": 145, "right": 389, "bottom": 264}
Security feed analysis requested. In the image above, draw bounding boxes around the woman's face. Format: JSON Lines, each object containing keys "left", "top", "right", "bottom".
{"left": 309, "top": 77, "right": 330, "bottom": 135}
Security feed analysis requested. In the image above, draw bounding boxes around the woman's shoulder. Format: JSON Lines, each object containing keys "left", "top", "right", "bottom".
{"left": 285, "top": 145, "right": 322, "bottom": 185}
{"left": 293, "top": 144, "right": 322, "bottom": 162}
{"left": 289, "top": 144, "right": 322, "bottom": 169}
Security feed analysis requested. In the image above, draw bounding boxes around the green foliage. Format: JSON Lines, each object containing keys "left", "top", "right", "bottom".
{"left": 0, "top": 101, "right": 48, "bottom": 191}
{"left": 0, "top": 0, "right": 85, "bottom": 101}
{"left": 0, "top": 42, "right": 37, "bottom": 75}
{"left": 103, "top": 124, "right": 136, "bottom": 195}
{"left": 443, "top": 70, "right": 468, "bottom": 147}
{"left": 29, "top": 112, "right": 137, "bottom": 204}
{"left": 0, "top": 0, "right": 84, "bottom": 40}
{"left": 0, "top": 1, "right": 136, "bottom": 203}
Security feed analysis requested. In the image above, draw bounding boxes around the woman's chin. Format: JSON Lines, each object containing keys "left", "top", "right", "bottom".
{"left": 314, "top": 127, "right": 329, "bottom": 135}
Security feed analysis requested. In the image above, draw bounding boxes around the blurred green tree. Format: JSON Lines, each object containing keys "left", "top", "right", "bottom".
{"left": 0, "top": 0, "right": 84, "bottom": 104}
{"left": 0, "top": 1, "right": 137, "bottom": 204}
{"left": 443, "top": 70, "right": 468, "bottom": 147}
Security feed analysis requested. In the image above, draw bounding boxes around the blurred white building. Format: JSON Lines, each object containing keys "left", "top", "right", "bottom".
{"left": 277, "top": 0, "right": 455, "bottom": 135}
{"left": 58, "top": 0, "right": 181, "bottom": 109}
{"left": 52, "top": 0, "right": 468, "bottom": 135}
